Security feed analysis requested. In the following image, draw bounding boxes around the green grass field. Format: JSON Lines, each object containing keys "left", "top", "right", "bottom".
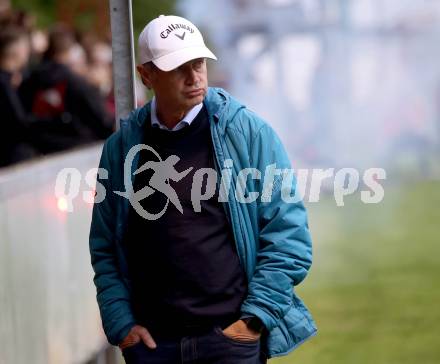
{"left": 272, "top": 180, "right": 440, "bottom": 364}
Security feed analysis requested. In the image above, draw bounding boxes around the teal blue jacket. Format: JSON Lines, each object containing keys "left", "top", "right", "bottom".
{"left": 89, "top": 87, "right": 317, "bottom": 358}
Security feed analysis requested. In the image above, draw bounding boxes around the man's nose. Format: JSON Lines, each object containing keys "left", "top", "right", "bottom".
{"left": 185, "top": 69, "right": 199, "bottom": 85}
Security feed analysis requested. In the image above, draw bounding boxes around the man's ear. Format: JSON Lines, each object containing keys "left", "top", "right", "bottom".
{"left": 136, "top": 64, "right": 153, "bottom": 89}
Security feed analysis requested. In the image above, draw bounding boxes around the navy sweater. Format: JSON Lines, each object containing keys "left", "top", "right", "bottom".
{"left": 123, "top": 104, "right": 248, "bottom": 338}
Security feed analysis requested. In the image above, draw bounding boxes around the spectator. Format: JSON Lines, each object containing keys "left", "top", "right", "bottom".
{"left": 19, "top": 25, "right": 113, "bottom": 154}
{"left": 0, "top": 25, "right": 75, "bottom": 167}
{"left": 0, "top": 26, "right": 37, "bottom": 166}
{"left": 80, "top": 35, "right": 115, "bottom": 116}
{"left": 29, "top": 28, "right": 48, "bottom": 61}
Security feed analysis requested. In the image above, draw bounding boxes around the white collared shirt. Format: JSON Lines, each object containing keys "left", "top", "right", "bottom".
{"left": 151, "top": 96, "right": 203, "bottom": 131}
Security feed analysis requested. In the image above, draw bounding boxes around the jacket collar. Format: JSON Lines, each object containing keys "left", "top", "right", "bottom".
{"left": 119, "top": 87, "right": 246, "bottom": 157}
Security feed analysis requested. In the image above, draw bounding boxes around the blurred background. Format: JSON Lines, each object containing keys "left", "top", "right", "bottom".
{"left": 0, "top": 0, "right": 439, "bottom": 363}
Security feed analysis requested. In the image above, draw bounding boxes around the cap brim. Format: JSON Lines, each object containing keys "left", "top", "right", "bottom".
{"left": 152, "top": 46, "right": 217, "bottom": 72}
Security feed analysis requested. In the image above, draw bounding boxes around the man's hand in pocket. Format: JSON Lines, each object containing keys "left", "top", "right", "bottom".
{"left": 222, "top": 319, "right": 261, "bottom": 342}
{"left": 118, "top": 325, "right": 157, "bottom": 350}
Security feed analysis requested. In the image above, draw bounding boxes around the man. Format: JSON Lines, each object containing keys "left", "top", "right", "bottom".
{"left": 89, "top": 15, "right": 316, "bottom": 364}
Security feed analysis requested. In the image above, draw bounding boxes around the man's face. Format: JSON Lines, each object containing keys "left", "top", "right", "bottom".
{"left": 138, "top": 58, "right": 208, "bottom": 110}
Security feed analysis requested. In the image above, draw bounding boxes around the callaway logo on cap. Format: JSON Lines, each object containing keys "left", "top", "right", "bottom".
{"left": 138, "top": 15, "right": 217, "bottom": 71}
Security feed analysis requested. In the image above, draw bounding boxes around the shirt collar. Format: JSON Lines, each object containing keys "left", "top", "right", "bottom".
{"left": 151, "top": 96, "right": 203, "bottom": 131}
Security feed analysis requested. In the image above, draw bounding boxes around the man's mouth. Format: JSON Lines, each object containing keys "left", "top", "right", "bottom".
{"left": 185, "top": 88, "right": 204, "bottom": 97}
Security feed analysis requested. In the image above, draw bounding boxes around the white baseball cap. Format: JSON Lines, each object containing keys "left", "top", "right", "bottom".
{"left": 138, "top": 15, "right": 217, "bottom": 71}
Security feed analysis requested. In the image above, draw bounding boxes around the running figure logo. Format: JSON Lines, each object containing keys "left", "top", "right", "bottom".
{"left": 115, "top": 144, "right": 193, "bottom": 220}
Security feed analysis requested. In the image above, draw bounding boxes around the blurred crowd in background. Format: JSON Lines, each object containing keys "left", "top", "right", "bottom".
{"left": 0, "top": 7, "right": 142, "bottom": 168}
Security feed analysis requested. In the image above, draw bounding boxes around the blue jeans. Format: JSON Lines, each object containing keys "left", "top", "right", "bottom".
{"left": 121, "top": 325, "right": 267, "bottom": 364}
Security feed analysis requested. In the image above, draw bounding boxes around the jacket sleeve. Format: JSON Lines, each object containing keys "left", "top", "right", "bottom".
{"left": 89, "top": 137, "right": 136, "bottom": 345}
{"left": 240, "top": 123, "right": 313, "bottom": 332}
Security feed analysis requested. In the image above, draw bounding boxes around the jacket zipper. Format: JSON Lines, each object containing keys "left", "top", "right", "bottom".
{"left": 210, "top": 118, "right": 248, "bottom": 271}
